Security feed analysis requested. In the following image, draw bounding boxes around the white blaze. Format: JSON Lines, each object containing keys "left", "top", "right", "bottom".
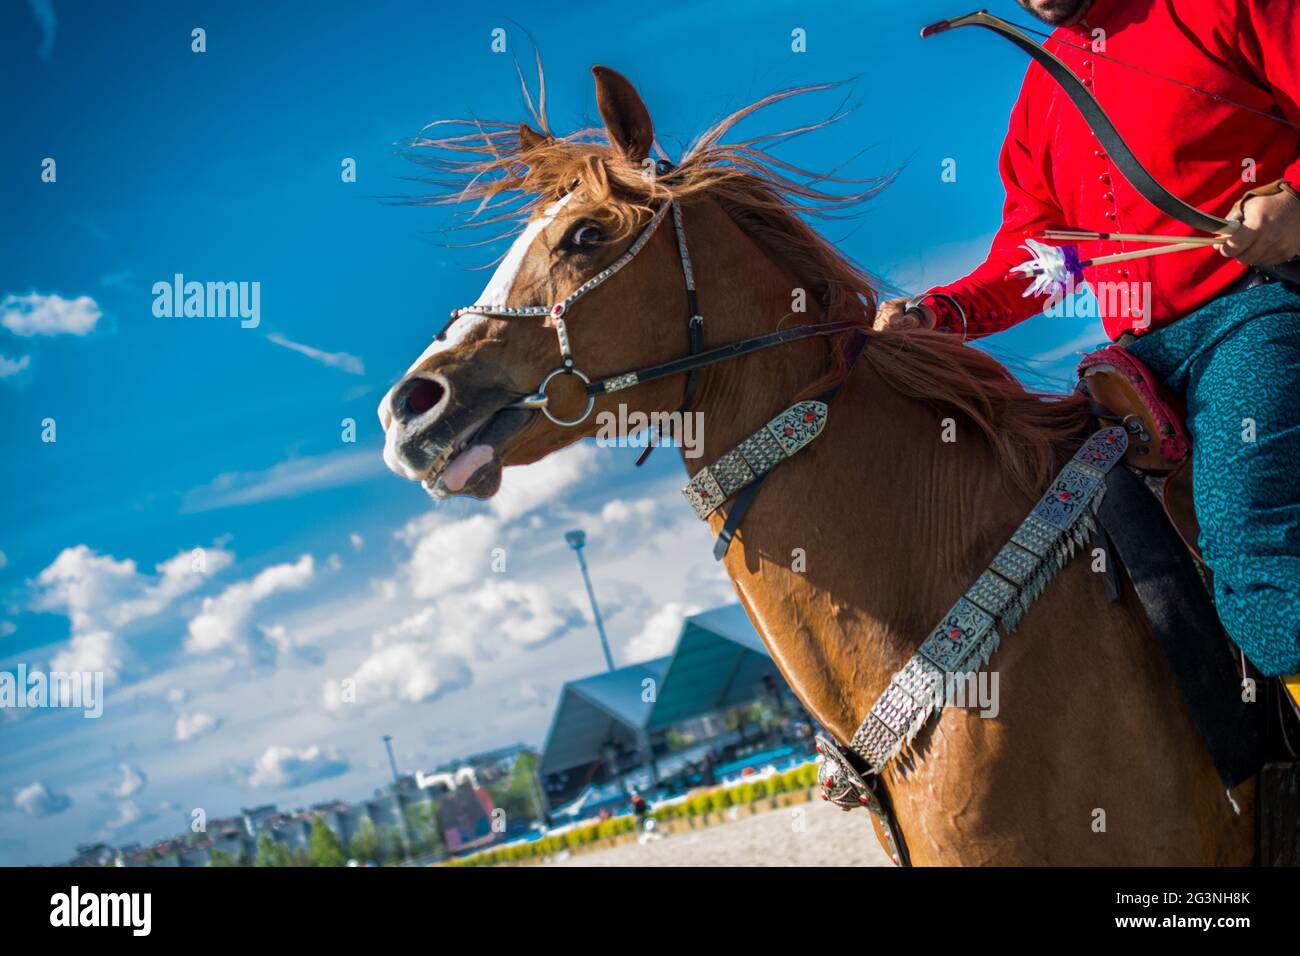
{"left": 379, "top": 194, "right": 573, "bottom": 472}
{"left": 404, "top": 193, "right": 574, "bottom": 373}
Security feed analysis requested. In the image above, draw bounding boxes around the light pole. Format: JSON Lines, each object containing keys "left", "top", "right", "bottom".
{"left": 382, "top": 735, "right": 401, "bottom": 786}
{"left": 565, "top": 529, "right": 615, "bottom": 672}
{"left": 382, "top": 735, "right": 414, "bottom": 860}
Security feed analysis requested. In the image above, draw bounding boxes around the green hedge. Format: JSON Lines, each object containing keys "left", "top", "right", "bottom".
{"left": 445, "top": 758, "right": 819, "bottom": 867}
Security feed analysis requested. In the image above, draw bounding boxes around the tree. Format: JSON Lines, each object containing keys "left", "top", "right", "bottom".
{"left": 487, "top": 751, "right": 543, "bottom": 826}
{"left": 381, "top": 826, "right": 405, "bottom": 865}
{"left": 348, "top": 819, "right": 382, "bottom": 864}
{"left": 405, "top": 801, "right": 444, "bottom": 857}
{"left": 255, "top": 835, "right": 296, "bottom": 867}
{"left": 255, "top": 836, "right": 274, "bottom": 867}
{"left": 308, "top": 817, "right": 347, "bottom": 867}
{"left": 209, "top": 849, "right": 236, "bottom": 867}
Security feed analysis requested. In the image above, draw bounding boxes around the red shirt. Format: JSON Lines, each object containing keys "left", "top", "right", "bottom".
{"left": 928, "top": 0, "right": 1300, "bottom": 340}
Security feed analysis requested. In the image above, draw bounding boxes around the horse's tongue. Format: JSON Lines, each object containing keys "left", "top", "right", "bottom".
{"left": 441, "top": 444, "right": 493, "bottom": 492}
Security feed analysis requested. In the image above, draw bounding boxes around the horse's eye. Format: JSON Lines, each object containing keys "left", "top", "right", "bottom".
{"left": 564, "top": 221, "right": 606, "bottom": 251}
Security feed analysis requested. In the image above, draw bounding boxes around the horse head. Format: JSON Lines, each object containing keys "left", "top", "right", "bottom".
{"left": 379, "top": 67, "right": 700, "bottom": 500}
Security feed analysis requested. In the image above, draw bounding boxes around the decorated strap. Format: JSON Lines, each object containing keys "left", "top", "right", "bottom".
{"left": 682, "top": 401, "right": 828, "bottom": 520}
{"left": 845, "top": 425, "right": 1129, "bottom": 772}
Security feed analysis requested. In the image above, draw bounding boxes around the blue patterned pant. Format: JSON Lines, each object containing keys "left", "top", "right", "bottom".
{"left": 1126, "top": 281, "right": 1300, "bottom": 676}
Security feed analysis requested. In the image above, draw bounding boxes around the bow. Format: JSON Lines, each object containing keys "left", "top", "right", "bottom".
{"left": 921, "top": 9, "right": 1300, "bottom": 286}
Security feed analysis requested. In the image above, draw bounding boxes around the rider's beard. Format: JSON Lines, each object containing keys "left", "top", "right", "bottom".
{"left": 1016, "top": 0, "right": 1096, "bottom": 26}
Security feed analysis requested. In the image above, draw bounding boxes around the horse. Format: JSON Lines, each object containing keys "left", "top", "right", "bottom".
{"left": 377, "top": 65, "right": 1254, "bottom": 865}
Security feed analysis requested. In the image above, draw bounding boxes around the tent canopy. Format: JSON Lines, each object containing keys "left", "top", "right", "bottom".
{"left": 645, "top": 605, "right": 779, "bottom": 732}
{"left": 538, "top": 605, "right": 780, "bottom": 777}
{"left": 537, "top": 658, "right": 669, "bottom": 776}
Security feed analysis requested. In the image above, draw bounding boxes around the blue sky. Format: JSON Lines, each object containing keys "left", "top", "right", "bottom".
{"left": 0, "top": 0, "right": 1103, "bottom": 864}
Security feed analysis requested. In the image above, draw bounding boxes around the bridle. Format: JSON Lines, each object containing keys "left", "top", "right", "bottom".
{"left": 438, "top": 169, "right": 862, "bottom": 427}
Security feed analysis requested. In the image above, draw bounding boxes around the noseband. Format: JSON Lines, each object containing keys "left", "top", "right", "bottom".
{"left": 439, "top": 177, "right": 861, "bottom": 426}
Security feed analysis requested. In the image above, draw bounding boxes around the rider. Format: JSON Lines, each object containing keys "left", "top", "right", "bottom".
{"left": 876, "top": 0, "right": 1300, "bottom": 679}
{"left": 630, "top": 789, "right": 650, "bottom": 830}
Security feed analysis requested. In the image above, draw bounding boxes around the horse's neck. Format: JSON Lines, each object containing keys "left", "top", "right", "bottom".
{"left": 678, "top": 207, "right": 1034, "bottom": 741}
{"left": 666, "top": 208, "right": 1254, "bottom": 865}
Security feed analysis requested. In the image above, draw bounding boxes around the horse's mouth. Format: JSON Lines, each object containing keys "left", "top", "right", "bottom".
{"left": 402, "top": 406, "right": 532, "bottom": 500}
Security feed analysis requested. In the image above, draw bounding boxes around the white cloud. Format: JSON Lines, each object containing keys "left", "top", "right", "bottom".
{"left": 0, "top": 622, "right": 14, "bottom": 638}
{"left": 185, "top": 555, "right": 314, "bottom": 655}
{"left": 34, "top": 544, "right": 234, "bottom": 678}
{"left": 3, "top": 781, "right": 72, "bottom": 817}
{"left": 326, "top": 576, "right": 584, "bottom": 713}
{"left": 175, "top": 711, "right": 219, "bottom": 742}
{"left": 600, "top": 497, "right": 657, "bottom": 528}
{"left": 49, "top": 628, "right": 120, "bottom": 677}
{"left": 266, "top": 332, "right": 365, "bottom": 375}
{"left": 0, "top": 354, "right": 31, "bottom": 378}
{"left": 24, "top": 0, "right": 55, "bottom": 59}
{"left": 349, "top": 533, "right": 364, "bottom": 551}
{"left": 260, "top": 623, "right": 292, "bottom": 654}
{"left": 247, "top": 744, "right": 349, "bottom": 789}
{"left": 35, "top": 547, "right": 151, "bottom": 633}
{"left": 35, "top": 544, "right": 234, "bottom": 634}
{"left": 102, "top": 764, "right": 147, "bottom": 800}
{"left": 623, "top": 601, "right": 699, "bottom": 662}
{"left": 489, "top": 442, "right": 597, "bottom": 521}
{"left": 0, "top": 292, "right": 100, "bottom": 337}
{"left": 398, "top": 514, "right": 501, "bottom": 600}
{"left": 183, "top": 450, "right": 385, "bottom": 512}
{"left": 446, "top": 580, "right": 584, "bottom": 651}
{"left": 257, "top": 622, "right": 322, "bottom": 665}
{"left": 103, "top": 800, "right": 144, "bottom": 832}
{"left": 324, "top": 640, "right": 471, "bottom": 711}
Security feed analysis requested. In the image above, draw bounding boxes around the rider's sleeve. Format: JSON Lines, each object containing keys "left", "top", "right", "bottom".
{"left": 925, "top": 71, "right": 1069, "bottom": 338}
{"left": 1237, "top": 0, "right": 1300, "bottom": 192}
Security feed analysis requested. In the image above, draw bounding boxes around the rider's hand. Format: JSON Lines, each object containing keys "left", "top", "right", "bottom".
{"left": 873, "top": 296, "right": 937, "bottom": 331}
{"left": 1220, "top": 187, "right": 1300, "bottom": 267}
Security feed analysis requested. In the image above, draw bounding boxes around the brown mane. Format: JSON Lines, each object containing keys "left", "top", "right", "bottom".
{"left": 405, "top": 79, "right": 1090, "bottom": 498}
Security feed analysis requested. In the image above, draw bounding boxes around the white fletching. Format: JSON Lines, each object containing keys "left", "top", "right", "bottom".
{"left": 1010, "top": 238, "right": 1072, "bottom": 299}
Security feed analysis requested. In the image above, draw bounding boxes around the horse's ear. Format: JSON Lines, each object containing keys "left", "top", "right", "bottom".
{"left": 518, "top": 122, "right": 548, "bottom": 154}
{"left": 592, "top": 65, "right": 654, "bottom": 162}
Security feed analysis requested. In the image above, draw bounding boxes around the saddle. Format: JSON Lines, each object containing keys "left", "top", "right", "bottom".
{"left": 1076, "top": 345, "right": 1200, "bottom": 559}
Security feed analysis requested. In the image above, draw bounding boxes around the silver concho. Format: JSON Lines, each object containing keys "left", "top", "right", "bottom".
{"left": 683, "top": 468, "right": 726, "bottom": 519}
{"left": 816, "top": 735, "right": 881, "bottom": 813}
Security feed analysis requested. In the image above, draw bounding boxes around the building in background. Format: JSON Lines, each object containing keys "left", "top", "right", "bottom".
{"left": 538, "top": 605, "right": 813, "bottom": 817}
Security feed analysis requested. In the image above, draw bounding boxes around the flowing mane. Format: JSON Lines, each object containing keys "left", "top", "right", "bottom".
{"left": 405, "top": 77, "right": 1091, "bottom": 498}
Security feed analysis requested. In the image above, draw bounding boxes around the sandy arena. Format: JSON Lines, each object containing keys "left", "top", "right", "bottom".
{"left": 546, "top": 803, "right": 894, "bottom": 867}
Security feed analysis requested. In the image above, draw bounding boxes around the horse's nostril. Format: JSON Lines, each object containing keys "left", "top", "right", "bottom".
{"left": 401, "top": 377, "right": 445, "bottom": 421}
